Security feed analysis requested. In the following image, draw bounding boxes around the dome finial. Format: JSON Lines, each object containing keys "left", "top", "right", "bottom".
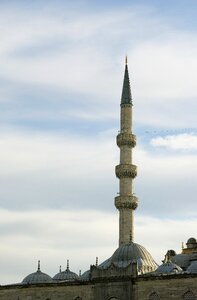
{"left": 79, "top": 270, "right": 81, "bottom": 277}
{"left": 66, "top": 259, "right": 69, "bottom": 271}
{"left": 37, "top": 260, "right": 41, "bottom": 272}
{"left": 96, "top": 257, "right": 98, "bottom": 266}
{"left": 59, "top": 265, "right": 62, "bottom": 273}
{"left": 125, "top": 55, "right": 128, "bottom": 65}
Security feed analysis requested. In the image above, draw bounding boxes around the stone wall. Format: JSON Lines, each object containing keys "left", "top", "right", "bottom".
{"left": 0, "top": 282, "right": 94, "bottom": 300}
{"left": 0, "top": 274, "right": 197, "bottom": 300}
{"left": 135, "top": 275, "right": 197, "bottom": 300}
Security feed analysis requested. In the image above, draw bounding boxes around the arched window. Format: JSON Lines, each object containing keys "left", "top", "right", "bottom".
{"left": 74, "top": 297, "right": 82, "bottom": 300}
{"left": 108, "top": 298, "right": 118, "bottom": 300}
{"left": 149, "top": 292, "right": 160, "bottom": 300}
{"left": 183, "top": 291, "right": 196, "bottom": 300}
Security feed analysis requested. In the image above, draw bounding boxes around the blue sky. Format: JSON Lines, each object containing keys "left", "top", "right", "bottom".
{"left": 0, "top": 0, "right": 197, "bottom": 284}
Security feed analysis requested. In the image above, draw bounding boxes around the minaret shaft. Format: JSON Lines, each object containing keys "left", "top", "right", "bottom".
{"left": 115, "top": 61, "right": 138, "bottom": 246}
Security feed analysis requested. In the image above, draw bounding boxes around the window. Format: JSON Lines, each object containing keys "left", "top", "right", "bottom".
{"left": 149, "top": 292, "right": 160, "bottom": 300}
{"left": 183, "top": 291, "right": 196, "bottom": 300}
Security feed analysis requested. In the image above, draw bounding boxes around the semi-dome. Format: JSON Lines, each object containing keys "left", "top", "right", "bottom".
{"left": 155, "top": 261, "right": 182, "bottom": 275}
{"left": 22, "top": 261, "right": 52, "bottom": 284}
{"left": 186, "top": 260, "right": 197, "bottom": 274}
{"left": 110, "top": 242, "right": 158, "bottom": 274}
{"left": 53, "top": 260, "right": 79, "bottom": 282}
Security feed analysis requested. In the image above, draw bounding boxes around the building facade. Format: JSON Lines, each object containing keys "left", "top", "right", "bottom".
{"left": 0, "top": 60, "right": 196, "bottom": 300}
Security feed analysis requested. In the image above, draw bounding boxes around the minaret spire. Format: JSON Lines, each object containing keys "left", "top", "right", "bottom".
{"left": 115, "top": 59, "right": 138, "bottom": 246}
{"left": 121, "top": 56, "right": 132, "bottom": 106}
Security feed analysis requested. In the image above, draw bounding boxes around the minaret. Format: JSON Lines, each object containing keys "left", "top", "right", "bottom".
{"left": 115, "top": 57, "right": 138, "bottom": 246}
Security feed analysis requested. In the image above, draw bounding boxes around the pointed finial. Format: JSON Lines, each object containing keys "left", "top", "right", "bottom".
{"left": 182, "top": 242, "right": 184, "bottom": 250}
{"left": 96, "top": 257, "right": 98, "bottom": 266}
{"left": 79, "top": 270, "right": 81, "bottom": 277}
{"left": 66, "top": 259, "right": 69, "bottom": 271}
{"left": 125, "top": 55, "right": 128, "bottom": 65}
{"left": 37, "top": 260, "right": 40, "bottom": 272}
{"left": 59, "top": 265, "right": 62, "bottom": 273}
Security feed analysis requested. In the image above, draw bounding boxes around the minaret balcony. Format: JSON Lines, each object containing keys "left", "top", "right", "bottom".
{"left": 115, "top": 195, "right": 138, "bottom": 210}
{"left": 115, "top": 164, "right": 137, "bottom": 178}
{"left": 117, "top": 133, "right": 136, "bottom": 148}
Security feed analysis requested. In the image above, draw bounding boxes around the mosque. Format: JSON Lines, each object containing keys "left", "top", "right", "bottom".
{"left": 0, "top": 60, "right": 196, "bottom": 299}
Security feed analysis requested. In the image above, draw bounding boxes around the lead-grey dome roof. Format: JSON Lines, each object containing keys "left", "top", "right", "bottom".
{"left": 81, "top": 270, "right": 90, "bottom": 281}
{"left": 155, "top": 261, "right": 182, "bottom": 274}
{"left": 187, "top": 237, "right": 197, "bottom": 244}
{"left": 53, "top": 261, "right": 79, "bottom": 282}
{"left": 22, "top": 261, "right": 52, "bottom": 284}
{"left": 186, "top": 260, "right": 197, "bottom": 273}
{"left": 109, "top": 242, "right": 158, "bottom": 273}
{"left": 171, "top": 253, "right": 197, "bottom": 270}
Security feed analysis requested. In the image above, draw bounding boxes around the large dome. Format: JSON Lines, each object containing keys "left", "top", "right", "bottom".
{"left": 22, "top": 261, "right": 52, "bottom": 284}
{"left": 110, "top": 242, "right": 157, "bottom": 274}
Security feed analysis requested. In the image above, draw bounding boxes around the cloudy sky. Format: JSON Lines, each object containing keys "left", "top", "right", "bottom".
{"left": 0, "top": 0, "right": 197, "bottom": 284}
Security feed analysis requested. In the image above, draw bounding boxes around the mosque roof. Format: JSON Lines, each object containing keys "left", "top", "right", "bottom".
{"left": 81, "top": 270, "right": 90, "bottom": 281}
{"left": 99, "top": 242, "right": 157, "bottom": 274}
{"left": 186, "top": 260, "right": 197, "bottom": 273}
{"left": 155, "top": 261, "right": 183, "bottom": 275}
{"left": 53, "top": 260, "right": 79, "bottom": 282}
{"left": 22, "top": 261, "right": 52, "bottom": 284}
{"left": 187, "top": 237, "right": 197, "bottom": 244}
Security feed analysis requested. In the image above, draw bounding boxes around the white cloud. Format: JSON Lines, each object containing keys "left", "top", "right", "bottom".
{"left": 151, "top": 133, "right": 197, "bottom": 150}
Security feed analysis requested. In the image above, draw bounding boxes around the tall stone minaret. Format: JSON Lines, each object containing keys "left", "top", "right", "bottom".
{"left": 115, "top": 57, "right": 138, "bottom": 246}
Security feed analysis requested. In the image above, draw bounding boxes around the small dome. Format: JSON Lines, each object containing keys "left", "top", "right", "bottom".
{"left": 53, "top": 260, "right": 79, "bottom": 282}
{"left": 81, "top": 270, "right": 90, "bottom": 281}
{"left": 22, "top": 261, "right": 52, "bottom": 284}
{"left": 110, "top": 242, "right": 157, "bottom": 273}
{"left": 155, "top": 261, "right": 182, "bottom": 274}
{"left": 186, "top": 260, "right": 197, "bottom": 273}
{"left": 187, "top": 237, "right": 197, "bottom": 244}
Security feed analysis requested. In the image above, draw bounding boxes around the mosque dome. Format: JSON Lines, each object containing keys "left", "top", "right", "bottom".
{"left": 81, "top": 270, "right": 90, "bottom": 281}
{"left": 187, "top": 237, "right": 197, "bottom": 244}
{"left": 53, "top": 261, "right": 79, "bottom": 282}
{"left": 155, "top": 261, "right": 182, "bottom": 274}
{"left": 109, "top": 242, "right": 157, "bottom": 274}
{"left": 186, "top": 260, "right": 197, "bottom": 274}
{"left": 186, "top": 237, "right": 197, "bottom": 249}
{"left": 22, "top": 261, "right": 52, "bottom": 284}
